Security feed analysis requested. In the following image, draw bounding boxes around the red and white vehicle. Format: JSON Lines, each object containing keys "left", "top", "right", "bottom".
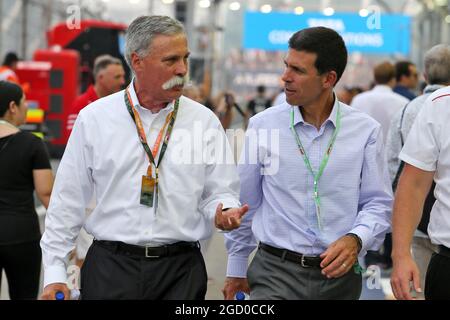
{"left": 16, "top": 20, "right": 128, "bottom": 157}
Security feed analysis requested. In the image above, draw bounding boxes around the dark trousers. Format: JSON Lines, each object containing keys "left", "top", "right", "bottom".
{"left": 0, "top": 240, "right": 41, "bottom": 300}
{"left": 80, "top": 240, "right": 207, "bottom": 300}
{"left": 425, "top": 248, "right": 450, "bottom": 300}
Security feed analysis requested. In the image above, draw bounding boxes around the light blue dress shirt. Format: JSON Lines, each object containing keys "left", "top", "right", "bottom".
{"left": 225, "top": 97, "right": 393, "bottom": 277}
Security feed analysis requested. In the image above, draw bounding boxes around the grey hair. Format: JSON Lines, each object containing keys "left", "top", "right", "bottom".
{"left": 93, "top": 54, "right": 122, "bottom": 79}
{"left": 125, "top": 15, "right": 185, "bottom": 69}
{"left": 424, "top": 44, "right": 450, "bottom": 85}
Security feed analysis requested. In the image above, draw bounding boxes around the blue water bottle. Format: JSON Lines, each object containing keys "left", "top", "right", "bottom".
{"left": 55, "top": 289, "right": 80, "bottom": 300}
{"left": 55, "top": 291, "right": 65, "bottom": 300}
{"left": 235, "top": 291, "right": 250, "bottom": 300}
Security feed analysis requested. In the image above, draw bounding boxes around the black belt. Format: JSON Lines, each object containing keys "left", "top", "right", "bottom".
{"left": 438, "top": 245, "right": 450, "bottom": 259}
{"left": 259, "top": 243, "right": 322, "bottom": 268}
{"left": 94, "top": 240, "right": 199, "bottom": 258}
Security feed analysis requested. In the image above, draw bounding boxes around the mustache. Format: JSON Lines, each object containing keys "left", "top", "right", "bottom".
{"left": 162, "top": 76, "right": 187, "bottom": 90}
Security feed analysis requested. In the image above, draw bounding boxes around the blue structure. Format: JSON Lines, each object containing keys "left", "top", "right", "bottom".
{"left": 243, "top": 11, "right": 411, "bottom": 55}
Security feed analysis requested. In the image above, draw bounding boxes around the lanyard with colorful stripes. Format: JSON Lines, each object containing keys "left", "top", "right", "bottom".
{"left": 124, "top": 86, "right": 180, "bottom": 208}
{"left": 289, "top": 103, "right": 341, "bottom": 230}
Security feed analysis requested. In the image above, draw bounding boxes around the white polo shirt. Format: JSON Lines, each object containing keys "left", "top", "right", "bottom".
{"left": 399, "top": 86, "right": 450, "bottom": 247}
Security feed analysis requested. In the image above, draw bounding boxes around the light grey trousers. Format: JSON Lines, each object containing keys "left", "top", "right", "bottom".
{"left": 248, "top": 247, "right": 362, "bottom": 300}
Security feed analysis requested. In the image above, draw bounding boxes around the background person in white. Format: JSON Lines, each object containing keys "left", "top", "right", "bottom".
{"left": 351, "top": 62, "right": 409, "bottom": 270}
{"left": 40, "top": 15, "right": 248, "bottom": 300}
{"left": 391, "top": 86, "right": 450, "bottom": 300}
{"left": 386, "top": 44, "right": 450, "bottom": 299}
{"left": 351, "top": 61, "right": 409, "bottom": 145}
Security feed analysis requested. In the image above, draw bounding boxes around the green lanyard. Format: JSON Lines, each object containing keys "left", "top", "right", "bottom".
{"left": 289, "top": 103, "right": 341, "bottom": 230}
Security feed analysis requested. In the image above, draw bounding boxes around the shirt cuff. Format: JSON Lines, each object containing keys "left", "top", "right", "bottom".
{"left": 226, "top": 256, "right": 249, "bottom": 278}
{"left": 43, "top": 265, "right": 68, "bottom": 288}
{"left": 220, "top": 198, "right": 241, "bottom": 211}
{"left": 348, "top": 225, "right": 373, "bottom": 257}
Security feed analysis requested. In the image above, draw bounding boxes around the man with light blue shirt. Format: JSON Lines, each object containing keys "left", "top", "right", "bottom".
{"left": 223, "top": 27, "right": 393, "bottom": 300}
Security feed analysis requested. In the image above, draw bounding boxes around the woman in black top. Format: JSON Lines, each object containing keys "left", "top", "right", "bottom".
{"left": 0, "top": 81, "right": 53, "bottom": 299}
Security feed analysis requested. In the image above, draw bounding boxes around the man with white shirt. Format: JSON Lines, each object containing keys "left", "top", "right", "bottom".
{"left": 40, "top": 15, "right": 248, "bottom": 300}
{"left": 386, "top": 44, "right": 450, "bottom": 299}
{"left": 351, "top": 61, "right": 409, "bottom": 145}
{"left": 391, "top": 86, "right": 450, "bottom": 300}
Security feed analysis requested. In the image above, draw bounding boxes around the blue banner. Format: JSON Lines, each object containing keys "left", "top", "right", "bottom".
{"left": 243, "top": 11, "right": 411, "bottom": 55}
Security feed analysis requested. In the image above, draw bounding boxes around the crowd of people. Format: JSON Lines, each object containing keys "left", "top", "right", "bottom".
{"left": 0, "top": 14, "right": 449, "bottom": 301}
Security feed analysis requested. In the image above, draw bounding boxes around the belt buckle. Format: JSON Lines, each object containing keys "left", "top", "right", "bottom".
{"left": 300, "top": 255, "right": 310, "bottom": 268}
{"left": 145, "top": 246, "right": 160, "bottom": 258}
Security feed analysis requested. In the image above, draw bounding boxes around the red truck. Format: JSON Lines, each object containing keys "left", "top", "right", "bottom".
{"left": 16, "top": 20, "right": 128, "bottom": 158}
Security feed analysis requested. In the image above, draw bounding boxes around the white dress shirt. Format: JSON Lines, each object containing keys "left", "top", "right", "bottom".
{"left": 40, "top": 82, "right": 240, "bottom": 287}
{"left": 351, "top": 85, "right": 409, "bottom": 144}
{"left": 400, "top": 86, "right": 450, "bottom": 248}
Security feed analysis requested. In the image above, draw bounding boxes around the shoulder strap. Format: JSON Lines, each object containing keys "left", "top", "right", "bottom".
{"left": 398, "top": 102, "right": 410, "bottom": 146}
{"left": 392, "top": 160, "right": 405, "bottom": 192}
{"left": 392, "top": 102, "right": 412, "bottom": 191}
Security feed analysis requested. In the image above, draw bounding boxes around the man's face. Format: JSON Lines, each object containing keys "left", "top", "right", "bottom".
{"left": 406, "top": 64, "right": 419, "bottom": 89}
{"left": 281, "top": 49, "right": 329, "bottom": 107}
{"left": 132, "top": 33, "right": 189, "bottom": 104}
{"left": 97, "top": 64, "right": 126, "bottom": 95}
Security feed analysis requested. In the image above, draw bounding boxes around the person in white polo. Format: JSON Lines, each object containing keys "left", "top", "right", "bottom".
{"left": 391, "top": 85, "right": 450, "bottom": 300}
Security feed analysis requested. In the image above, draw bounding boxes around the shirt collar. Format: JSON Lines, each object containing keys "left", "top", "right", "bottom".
{"left": 86, "top": 85, "right": 99, "bottom": 101}
{"left": 423, "top": 84, "right": 445, "bottom": 94}
{"left": 291, "top": 92, "right": 340, "bottom": 128}
{"left": 372, "top": 85, "right": 393, "bottom": 93}
{"left": 127, "top": 78, "right": 174, "bottom": 114}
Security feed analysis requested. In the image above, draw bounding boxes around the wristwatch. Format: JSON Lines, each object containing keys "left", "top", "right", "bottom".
{"left": 346, "top": 233, "right": 362, "bottom": 253}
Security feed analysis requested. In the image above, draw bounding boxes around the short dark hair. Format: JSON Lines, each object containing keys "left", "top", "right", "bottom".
{"left": 0, "top": 81, "right": 23, "bottom": 117}
{"left": 395, "top": 61, "right": 414, "bottom": 81}
{"left": 256, "top": 85, "right": 266, "bottom": 94}
{"left": 288, "top": 27, "right": 347, "bottom": 85}
{"left": 2, "top": 52, "right": 19, "bottom": 67}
